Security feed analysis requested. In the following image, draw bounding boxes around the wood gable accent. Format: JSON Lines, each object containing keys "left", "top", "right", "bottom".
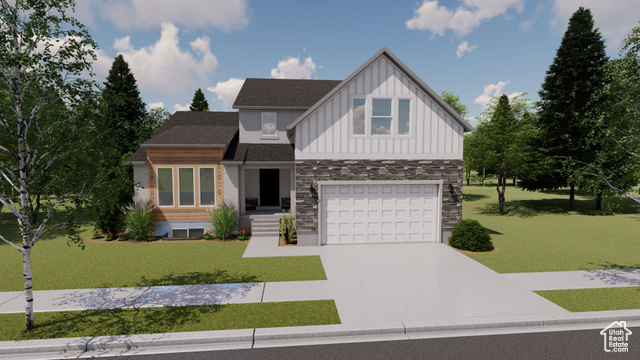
{"left": 146, "top": 147, "right": 225, "bottom": 222}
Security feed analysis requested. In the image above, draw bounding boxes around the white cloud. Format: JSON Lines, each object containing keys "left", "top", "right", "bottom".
{"left": 148, "top": 102, "right": 164, "bottom": 110}
{"left": 270, "top": 56, "right": 317, "bottom": 79}
{"left": 110, "top": 23, "right": 218, "bottom": 98}
{"left": 77, "top": 0, "right": 249, "bottom": 32}
{"left": 519, "top": 19, "right": 534, "bottom": 32}
{"left": 207, "top": 78, "right": 245, "bottom": 108}
{"left": 551, "top": 0, "right": 640, "bottom": 48}
{"left": 174, "top": 103, "right": 191, "bottom": 112}
{"left": 473, "top": 81, "right": 522, "bottom": 110}
{"left": 406, "top": 0, "right": 525, "bottom": 37}
{"left": 456, "top": 41, "right": 477, "bottom": 58}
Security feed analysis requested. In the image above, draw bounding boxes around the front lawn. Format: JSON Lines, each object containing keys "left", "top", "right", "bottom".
{"left": 535, "top": 287, "right": 640, "bottom": 312}
{"left": 0, "top": 300, "right": 340, "bottom": 341}
{"left": 0, "top": 209, "right": 326, "bottom": 291}
{"left": 461, "top": 185, "right": 640, "bottom": 273}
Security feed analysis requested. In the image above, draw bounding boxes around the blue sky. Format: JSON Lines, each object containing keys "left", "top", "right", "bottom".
{"left": 74, "top": 0, "right": 640, "bottom": 124}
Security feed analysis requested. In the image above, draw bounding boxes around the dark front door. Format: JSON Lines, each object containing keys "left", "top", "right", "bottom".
{"left": 259, "top": 169, "right": 280, "bottom": 206}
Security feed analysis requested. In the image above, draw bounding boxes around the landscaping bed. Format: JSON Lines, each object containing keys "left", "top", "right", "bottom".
{"left": 0, "top": 300, "right": 341, "bottom": 341}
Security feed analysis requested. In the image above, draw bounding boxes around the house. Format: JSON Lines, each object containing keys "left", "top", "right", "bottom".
{"left": 129, "top": 47, "right": 474, "bottom": 245}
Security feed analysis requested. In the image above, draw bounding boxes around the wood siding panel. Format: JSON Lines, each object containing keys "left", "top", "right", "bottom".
{"left": 148, "top": 147, "right": 224, "bottom": 223}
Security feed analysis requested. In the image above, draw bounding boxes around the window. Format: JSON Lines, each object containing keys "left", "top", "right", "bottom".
{"left": 352, "top": 98, "right": 366, "bottom": 135}
{"left": 371, "top": 99, "right": 392, "bottom": 135}
{"left": 199, "top": 168, "right": 216, "bottom": 206}
{"left": 172, "top": 228, "right": 205, "bottom": 238}
{"left": 178, "top": 168, "right": 195, "bottom": 206}
{"left": 351, "top": 97, "right": 411, "bottom": 136}
{"left": 157, "top": 168, "right": 173, "bottom": 206}
{"left": 398, "top": 99, "right": 411, "bottom": 135}
{"left": 261, "top": 112, "right": 277, "bottom": 137}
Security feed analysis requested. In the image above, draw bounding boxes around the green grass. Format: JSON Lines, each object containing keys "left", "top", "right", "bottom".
{"left": 535, "top": 287, "right": 640, "bottom": 312}
{"left": 461, "top": 184, "right": 640, "bottom": 273}
{"left": 0, "top": 208, "right": 326, "bottom": 291}
{"left": 0, "top": 300, "right": 340, "bottom": 341}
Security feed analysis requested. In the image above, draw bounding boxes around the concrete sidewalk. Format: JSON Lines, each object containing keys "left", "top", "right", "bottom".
{"left": 502, "top": 269, "right": 640, "bottom": 290}
{"left": 0, "top": 281, "right": 333, "bottom": 314}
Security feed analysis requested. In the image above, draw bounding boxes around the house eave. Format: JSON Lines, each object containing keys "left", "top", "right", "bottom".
{"left": 232, "top": 105, "right": 310, "bottom": 111}
{"left": 141, "top": 144, "right": 228, "bottom": 148}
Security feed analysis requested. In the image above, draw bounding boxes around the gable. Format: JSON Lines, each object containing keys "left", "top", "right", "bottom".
{"left": 292, "top": 50, "right": 471, "bottom": 160}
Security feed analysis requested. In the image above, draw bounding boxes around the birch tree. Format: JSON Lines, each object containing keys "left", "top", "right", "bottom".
{"left": 0, "top": 0, "right": 99, "bottom": 330}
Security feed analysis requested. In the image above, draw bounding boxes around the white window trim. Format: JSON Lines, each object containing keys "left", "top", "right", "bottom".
{"left": 261, "top": 112, "right": 278, "bottom": 139}
{"left": 156, "top": 167, "right": 174, "bottom": 208}
{"left": 177, "top": 167, "right": 196, "bottom": 208}
{"left": 198, "top": 167, "right": 217, "bottom": 207}
{"left": 349, "top": 95, "right": 413, "bottom": 137}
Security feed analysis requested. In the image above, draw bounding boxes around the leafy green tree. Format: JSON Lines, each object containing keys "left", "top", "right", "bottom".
{"left": 441, "top": 91, "right": 468, "bottom": 118}
{"left": 189, "top": 88, "right": 209, "bottom": 111}
{"left": 92, "top": 55, "right": 148, "bottom": 234}
{"left": 0, "top": 0, "right": 102, "bottom": 330}
{"left": 526, "top": 7, "right": 608, "bottom": 210}
{"left": 463, "top": 129, "right": 489, "bottom": 186}
{"left": 143, "top": 107, "right": 172, "bottom": 137}
{"left": 583, "top": 22, "right": 640, "bottom": 205}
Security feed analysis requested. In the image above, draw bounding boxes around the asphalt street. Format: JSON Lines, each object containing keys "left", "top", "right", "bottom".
{"left": 114, "top": 327, "right": 640, "bottom": 360}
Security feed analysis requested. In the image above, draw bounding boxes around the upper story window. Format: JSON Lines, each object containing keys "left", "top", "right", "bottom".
{"left": 351, "top": 96, "right": 411, "bottom": 137}
{"left": 261, "top": 112, "right": 277, "bottom": 138}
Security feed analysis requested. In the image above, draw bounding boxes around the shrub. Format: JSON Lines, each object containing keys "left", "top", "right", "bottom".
{"left": 117, "top": 232, "right": 128, "bottom": 241}
{"left": 203, "top": 230, "right": 215, "bottom": 240}
{"left": 279, "top": 209, "right": 296, "bottom": 244}
{"left": 209, "top": 201, "right": 238, "bottom": 240}
{"left": 123, "top": 197, "right": 156, "bottom": 241}
{"left": 104, "top": 232, "right": 114, "bottom": 241}
{"left": 90, "top": 229, "right": 102, "bottom": 239}
{"left": 449, "top": 219, "right": 493, "bottom": 252}
{"left": 146, "top": 231, "right": 158, "bottom": 242}
{"left": 237, "top": 227, "right": 248, "bottom": 240}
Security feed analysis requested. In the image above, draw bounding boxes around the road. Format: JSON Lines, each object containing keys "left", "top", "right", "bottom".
{"left": 115, "top": 326, "right": 639, "bottom": 360}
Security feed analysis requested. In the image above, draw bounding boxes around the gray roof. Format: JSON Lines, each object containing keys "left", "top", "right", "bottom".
{"left": 223, "top": 137, "right": 294, "bottom": 163}
{"left": 128, "top": 147, "right": 146, "bottom": 164}
{"left": 142, "top": 111, "right": 239, "bottom": 147}
{"left": 233, "top": 78, "right": 341, "bottom": 109}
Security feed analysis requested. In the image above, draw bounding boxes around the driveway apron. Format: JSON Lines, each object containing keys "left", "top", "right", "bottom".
{"left": 319, "top": 243, "right": 568, "bottom": 324}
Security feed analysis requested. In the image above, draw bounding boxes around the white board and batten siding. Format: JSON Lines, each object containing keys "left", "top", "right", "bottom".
{"left": 295, "top": 56, "right": 464, "bottom": 160}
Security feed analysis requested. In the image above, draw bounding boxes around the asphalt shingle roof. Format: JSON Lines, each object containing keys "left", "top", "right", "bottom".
{"left": 223, "top": 135, "right": 294, "bottom": 163}
{"left": 142, "top": 111, "right": 239, "bottom": 147}
{"left": 233, "top": 78, "right": 341, "bottom": 108}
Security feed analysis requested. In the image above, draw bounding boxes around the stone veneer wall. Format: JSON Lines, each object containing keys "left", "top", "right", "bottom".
{"left": 295, "top": 159, "right": 463, "bottom": 234}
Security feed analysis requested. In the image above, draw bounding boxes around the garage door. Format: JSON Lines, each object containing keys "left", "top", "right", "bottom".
{"left": 321, "top": 183, "right": 439, "bottom": 244}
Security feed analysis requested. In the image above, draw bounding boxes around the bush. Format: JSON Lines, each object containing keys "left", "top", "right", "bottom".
{"left": 449, "top": 219, "right": 493, "bottom": 252}
{"left": 123, "top": 197, "right": 155, "bottom": 241}
{"left": 209, "top": 201, "right": 238, "bottom": 240}
{"left": 279, "top": 209, "right": 296, "bottom": 244}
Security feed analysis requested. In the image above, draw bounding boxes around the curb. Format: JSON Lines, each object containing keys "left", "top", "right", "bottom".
{"left": 3, "top": 311, "right": 640, "bottom": 357}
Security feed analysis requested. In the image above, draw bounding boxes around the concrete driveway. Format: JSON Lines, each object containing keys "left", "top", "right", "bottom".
{"left": 317, "top": 243, "right": 568, "bottom": 324}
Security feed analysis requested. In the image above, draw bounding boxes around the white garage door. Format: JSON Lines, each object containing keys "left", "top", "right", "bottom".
{"left": 321, "top": 183, "right": 439, "bottom": 245}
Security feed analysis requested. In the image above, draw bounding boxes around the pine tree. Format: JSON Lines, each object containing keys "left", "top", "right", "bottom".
{"left": 523, "top": 7, "right": 608, "bottom": 210}
{"left": 92, "top": 55, "right": 149, "bottom": 234}
{"left": 190, "top": 88, "right": 209, "bottom": 111}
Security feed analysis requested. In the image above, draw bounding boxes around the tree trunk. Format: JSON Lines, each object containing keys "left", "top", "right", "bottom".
{"left": 596, "top": 191, "right": 602, "bottom": 210}
{"left": 22, "top": 246, "right": 34, "bottom": 330}
{"left": 513, "top": 176, "right": 517, "bottom": 188}
{"left": 497, "top": 173, "right": 506, "bottom": 215}
{"left": 482, "top": 167, "right": 486, "bottom": 187}
{"left": 30, "top": 194, "right": 40, "bottom": 225}
{"left": 569, "top": 183, "right": 575, "bottom": 211}
{"left": 466, "top": 168, "right": 470, "bottom": 186}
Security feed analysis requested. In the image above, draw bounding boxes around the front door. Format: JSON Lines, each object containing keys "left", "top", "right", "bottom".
{"left": 259, "top": 169, "right": 280, "bottom": 206}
